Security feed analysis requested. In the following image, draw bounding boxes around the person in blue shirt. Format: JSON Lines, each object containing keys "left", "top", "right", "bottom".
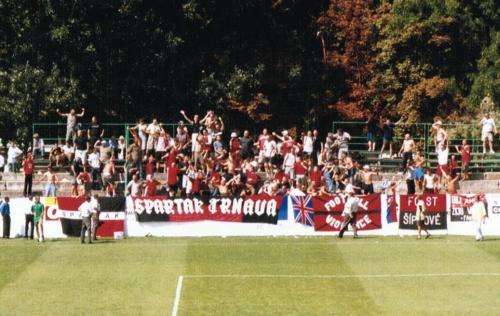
{"left": 379, "top": 118, "right": 394, "bottom": 158}
{"left": 1, "top": 197, "right": 11, "bottom": 239}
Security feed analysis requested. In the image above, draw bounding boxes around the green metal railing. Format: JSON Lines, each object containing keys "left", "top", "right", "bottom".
{"left": 330, "top": 121, "right": 497, "bottom": 170}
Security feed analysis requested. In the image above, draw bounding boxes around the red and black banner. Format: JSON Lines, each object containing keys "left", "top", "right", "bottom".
{"left": 399, "top": 194, "right": 447, "bottom": 230}
{"left": 312, "top": 194, "right": 382, "bottom": 232}
{"left": 450, "top": 194, "right": 487, "bottom": 222}
{"left": 57, "top": 197, "right": 125, "bottom": 237}
{"left": 131, "top": 194, "right": 283, "bottom": 224}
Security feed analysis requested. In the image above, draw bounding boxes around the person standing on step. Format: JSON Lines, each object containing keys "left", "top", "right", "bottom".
{"left": 57, "top": 107, "right": 85, "bottom": 143}
{"left": 399, "top": 133, "right": 415, "bottom": 171}
{"left": 455, "top": 140, "right": 471, "bottom": 180}
{"left": 479, "top": 112, "right": 496, "bottom": 154}
{"left": 22, "top": 152, "right": 34, "bottom": 197}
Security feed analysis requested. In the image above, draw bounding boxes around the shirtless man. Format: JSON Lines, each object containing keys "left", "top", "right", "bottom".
{"left": 101, "top": 159, "right": 116, "bottom": 196}
{"left": 399, "top": 133, "right": 415, "bottom": 171}
{"left": 432, "top": 120, "right": 448, "bottom": 149}
{"left": 37, "top": 166, "right": 59, "bottom": 196}
{"left": 361, "top": 165, "right": 376, "bottom": 194}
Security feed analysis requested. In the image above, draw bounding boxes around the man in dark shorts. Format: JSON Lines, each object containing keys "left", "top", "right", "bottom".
{"left": 380, "top": 118, "right": 394, "bottom": 158}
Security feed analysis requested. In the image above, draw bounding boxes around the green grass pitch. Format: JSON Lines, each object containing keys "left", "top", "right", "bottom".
{"left": 1, "top": 236, "right": 499, "bottom": 315}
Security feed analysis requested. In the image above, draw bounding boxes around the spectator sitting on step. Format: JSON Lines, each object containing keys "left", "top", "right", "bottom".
{"left": 61, "top": 140, "right": 74, "bottom": 165}
{"left": 32, "top": 133, "right": 45, "bottom": 158}
{"left": 48, "top": 143, "right": 63, "bottom": 167}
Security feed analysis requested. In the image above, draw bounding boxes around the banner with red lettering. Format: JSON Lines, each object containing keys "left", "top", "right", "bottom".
{"left": 450, "top": 194, "right": 487, "bottom": 222}
{"left": 312, "top": 194, "right": 382, "bottom": 231}
{"left": 399, "top": 194, "right": 447, "bottom": 230}
{"left": 130, "top": 195, "right": 283, "bottom": 224}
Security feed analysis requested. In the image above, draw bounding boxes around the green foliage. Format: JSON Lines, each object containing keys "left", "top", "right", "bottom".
{"left": 0, "top": 0, "right": 498, "bottom": 145}
{"left": 469, "top": 31, "right": 500, "bottom": 108}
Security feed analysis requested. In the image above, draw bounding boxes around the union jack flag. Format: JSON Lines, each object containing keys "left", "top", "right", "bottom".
{"left": 292, "top": 195, "right": 314, "bottom": 226}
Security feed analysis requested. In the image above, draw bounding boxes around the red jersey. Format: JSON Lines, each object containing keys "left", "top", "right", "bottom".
{"left": 209, "top": 170, "right": 221, "bottom": 186}
{"left": 461, "top": 145, "right": 471, "bottom": 165}
{"left": 77, "top": 171, "right": 92, "bottom": 183}
{"left": 281, "top": 140, "right": 294, "bottom": 155}
{"left": 190, "top": 177, "right": 201, "bottom": 193}
{"left": 294, "top": 161, "right": 306, "bottom": 176}
{"left": 166, "top": 166, "right": 179, "bottom": 186}
{"left": 145, "top": 161, "right": 155, "bottom": 176}
{"left": 23, "top": 158, "right": 33, "bottom": 175}
{"left": 166, "top": 149, "right": 178, "bottom": 167}
{"left": 310, "top": 169, "right": 322, "bottom": 187}
{"left": 230, "top": 138, "right": 240, "bottom": 154}
{"left": 246, "top": 170, "right": 258, "bottom": 185}
{"left": 145, "top": 179, "right": 160, "bottom": 196}
{"left": 274, "top": 171, "right": 289, "bottom": 183}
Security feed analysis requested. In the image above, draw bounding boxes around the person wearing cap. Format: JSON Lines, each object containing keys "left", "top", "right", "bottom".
{"left": 479, "top": 112, "right": 496, "bottom": 154}
{"left": 338, "top": 188, "right": 359, "bottom": 238}
{"left": 432, "top": 119, "right": 448, "bottom": 150}
{"left": 32, "top": 133, "right": 45, "bottom": 158}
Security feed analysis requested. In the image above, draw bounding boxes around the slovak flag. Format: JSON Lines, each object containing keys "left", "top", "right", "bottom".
{"left": 386, "top": 194, "right": 398, "bottom": 224}
{"left": 291, "top": 195, "right": 314, "bottom": 226}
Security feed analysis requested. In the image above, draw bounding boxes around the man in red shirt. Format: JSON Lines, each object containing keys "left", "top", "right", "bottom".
{"left": 77, "top": 167, "right": 92, "bottom": 196}
{"left": 143, "top": 175, "right": 162, "bottom": 196}
{"left": 309, "top": 165, "right": 323, "bottom": 188}
{"left": 294, "top": 156, "right": 308, "bottom": 183}
{"left": 245, "top": 166, "right": 259, "bottom": 195}
{"left": 22, "top": 152, "right": 34, "bottom": 197}
{"left": 166, "top": 162, "right": 179, "bottom": 195}
{"left": 455, "top": 140, "right": 471, "bottom": 180}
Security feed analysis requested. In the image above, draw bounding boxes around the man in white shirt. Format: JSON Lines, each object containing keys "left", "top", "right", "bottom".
{"left": 338, "top": 188, "right": 359, "bottom": 238}
{"left": 126, "top": 174, "right": 142, "bottom": 197}
{"left": 88, "top": 148, "right": 101, "bottom": 190}
{"left": 79, "top": 195, "right": 93, "bottom": 244}
{"left": 7, "top": 142, "right": 22, "bottom": 173}
{"left": 480, "top": 112, "right": 496, "bottom": 153}
{"left": 471, "top": 195, "right": 487, "bottom": 241}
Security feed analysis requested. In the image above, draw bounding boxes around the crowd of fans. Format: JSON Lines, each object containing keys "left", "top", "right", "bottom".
{"left": 0, "top": 108, "right": 497, "bottom": 198}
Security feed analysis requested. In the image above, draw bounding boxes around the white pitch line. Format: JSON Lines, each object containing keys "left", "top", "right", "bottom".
{"left": 183, "top": 272, "right": 500, "bottom": 279}
{"left": 171, "top": 275, "right": 184, "bottom": 316}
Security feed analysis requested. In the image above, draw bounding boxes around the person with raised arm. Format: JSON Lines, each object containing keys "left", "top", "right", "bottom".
{"left": 56, "top": 107, "right": 85, "bottom": 142}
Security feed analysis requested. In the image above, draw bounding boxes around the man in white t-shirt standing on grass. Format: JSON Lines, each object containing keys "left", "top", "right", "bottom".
{"left": 480, "top": 112, "right": 496, "bottom": 154}
{"left": 471, "top": 195, "right": 487, "bottom": 241}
